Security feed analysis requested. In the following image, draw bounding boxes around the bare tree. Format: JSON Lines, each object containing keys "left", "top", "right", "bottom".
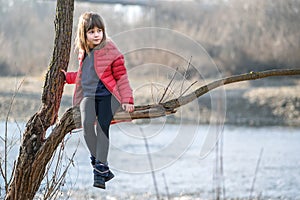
{"left": 5, "top": 0, "right": 74, "bottom": 199}
{"left": 3, "top": 0, "right": 300, "bottom": 199}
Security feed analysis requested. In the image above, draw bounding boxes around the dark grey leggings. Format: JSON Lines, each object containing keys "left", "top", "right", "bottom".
{"left": 80, "top": 95, "right": 120, "bottom": 164}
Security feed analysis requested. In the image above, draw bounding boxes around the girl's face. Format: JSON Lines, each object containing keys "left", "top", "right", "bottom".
{"left": 86, "top": 26, "right": 103, "bottom": 49}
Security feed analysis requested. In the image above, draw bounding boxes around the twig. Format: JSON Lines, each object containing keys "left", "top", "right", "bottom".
{"left": 0, "top": 158, "right": 5, "bottom": 183}
{"left": 249, "top": 148, "right": 264, "bottom": 200}
{"left": 212, "top": 119, "right": 225, "bottom": 200}
{"left": 178, "top": 80, "right": 197, "bottom": 98}
{"left": 151, "top": 82, "right": 156, "bottom": 103}
{"left": 7, "top": 161, "right": 16, "bottom": 191}
{"left": 14, "top": 120, "right": 22, "bottom": 137}
{"left": 3, "top": 77, "right": 25, "bottom": 193}
{"left": 213, "top": 132, "right": 220, "bottom": 200}
{"left": 162, "top": 173, "right": 170, "bottom": 200}
{"left": 220, "top": 127, "right": 226, "bottom": 200}
{"left": 159, "top": 67, "right": 178, "bottom": 103}
{"left": 51, "top": 144, "right": 77, "bottom": 200}
{"left": 163, "top": 81, "right": 177, "bottom": 102}
{"left": 179, "top": 56, "right": 192, "bottom": 95}
{"left": 140, "top": 128, "right": 160, "bottom": 200}
{"left": 43, "top": 138, "right": 79, "bottom": 200}
{"left": 150, "top": 82, "right": 163, "bottom": 104}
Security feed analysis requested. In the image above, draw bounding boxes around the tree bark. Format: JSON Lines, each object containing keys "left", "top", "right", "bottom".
{"left": 5, "top": 0, "right": 74, "bottom": 199}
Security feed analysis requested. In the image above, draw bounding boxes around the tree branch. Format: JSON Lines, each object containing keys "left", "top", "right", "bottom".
{"left": 113, "top": 69, "right": 300, "bottom": 120}
{"left": 163, "top": 69, "right": 300, "bottom": 109}
{"left": 44, "top": 69, "right": 300, "bottom": 143}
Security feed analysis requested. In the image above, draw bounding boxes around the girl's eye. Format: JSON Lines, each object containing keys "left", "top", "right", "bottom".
{"left": 87, "top": 29, "right": 101, "bottom": 34}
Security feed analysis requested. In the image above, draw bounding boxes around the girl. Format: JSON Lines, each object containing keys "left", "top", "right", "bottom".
{"left": 63, "top": 12, "right": 134, "bottom": 189}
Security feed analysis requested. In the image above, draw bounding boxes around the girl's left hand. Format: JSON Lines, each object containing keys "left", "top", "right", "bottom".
{"left": 122, "top": 104, "right": 135, "bottom": 113}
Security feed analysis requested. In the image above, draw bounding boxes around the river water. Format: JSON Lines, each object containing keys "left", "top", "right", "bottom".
{"left": 1, "top": 122, "right": 300, "bottom": 200}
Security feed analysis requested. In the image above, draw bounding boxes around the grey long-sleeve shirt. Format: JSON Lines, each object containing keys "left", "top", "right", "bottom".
{"left": 81, "top": 50, "right": 110, "bottom": 97}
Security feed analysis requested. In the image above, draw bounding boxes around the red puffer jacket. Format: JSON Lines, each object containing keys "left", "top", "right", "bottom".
{"left": 65, "top": 40, "right": 134, "bottom": 106}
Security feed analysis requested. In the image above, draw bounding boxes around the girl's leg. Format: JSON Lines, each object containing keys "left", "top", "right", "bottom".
{"left": 95, "top": 95, "right": 120, "bottom": 163}
{"left": 80, "top": 97, "right": 97, "bottom": 157}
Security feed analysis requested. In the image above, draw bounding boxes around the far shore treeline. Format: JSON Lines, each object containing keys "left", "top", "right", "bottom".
{"left": 0, "top": 0, "right": 299, "bottom": 77}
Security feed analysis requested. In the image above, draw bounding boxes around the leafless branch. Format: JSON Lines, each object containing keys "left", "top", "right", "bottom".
{"left": 249, "top": 148, "right": 264, "bottom": 200}
{"left": 178, "top": 80, "right": 197, "bottom": 98}
{"left": 2, "top": 78, "right": 25, "bottom": 193}
{"left": 42, "top": 138, "right": 79, "bottom": 200}
{"left": 113, "top": 69, "right": 300, "bottom": 121}
{"left": 159, "top": 67, "right": 179, "bottom": 103}
{"left": 179, "top": 56, "right": 192, "bottom": 95}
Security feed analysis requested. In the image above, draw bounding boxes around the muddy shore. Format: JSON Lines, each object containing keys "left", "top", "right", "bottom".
{"left": 0, "top": 76, "right": 299, "bottom": 126}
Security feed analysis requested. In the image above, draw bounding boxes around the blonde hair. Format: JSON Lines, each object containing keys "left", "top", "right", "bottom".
{"left": 75, "top": 12, "right": 106, "bottom": 53}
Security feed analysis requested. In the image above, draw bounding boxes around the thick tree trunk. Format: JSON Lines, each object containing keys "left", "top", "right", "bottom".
{"left": 5, "top": 0, "right": 74, "bottom": 199}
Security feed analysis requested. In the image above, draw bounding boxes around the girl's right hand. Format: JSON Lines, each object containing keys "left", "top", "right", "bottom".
{"left": 122, "top": 103, "right": 135, "bottom": 113}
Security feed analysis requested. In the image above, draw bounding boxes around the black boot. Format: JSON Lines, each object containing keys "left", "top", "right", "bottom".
{"left": 90, "top": 156, "right": 114, "bottom": 182}
{"left": 90, "top": 155, "right": 96, "bottom": 167}
{"left": 93, "top": 162, "right": 108, "bottom": 189}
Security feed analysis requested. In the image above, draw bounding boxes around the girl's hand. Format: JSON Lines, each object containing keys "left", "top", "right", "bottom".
{"left": 122, "top": 104, "right": 134, "bottom": 113}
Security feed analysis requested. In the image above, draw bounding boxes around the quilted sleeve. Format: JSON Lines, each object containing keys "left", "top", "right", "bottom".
{"left": 65, "top": 71, "right": 78, "bottom": 84}
{"left": 111, "top": 55, "right": 134, "bottom": 104}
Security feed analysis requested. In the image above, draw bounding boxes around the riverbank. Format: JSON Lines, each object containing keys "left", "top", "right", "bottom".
{"left": 0, "top": 76, "right": 299, "bottom": 126}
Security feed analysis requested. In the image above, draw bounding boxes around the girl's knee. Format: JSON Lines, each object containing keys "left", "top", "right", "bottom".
{"left": 82, "top": 120, "right": 95, "bottom": 128}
